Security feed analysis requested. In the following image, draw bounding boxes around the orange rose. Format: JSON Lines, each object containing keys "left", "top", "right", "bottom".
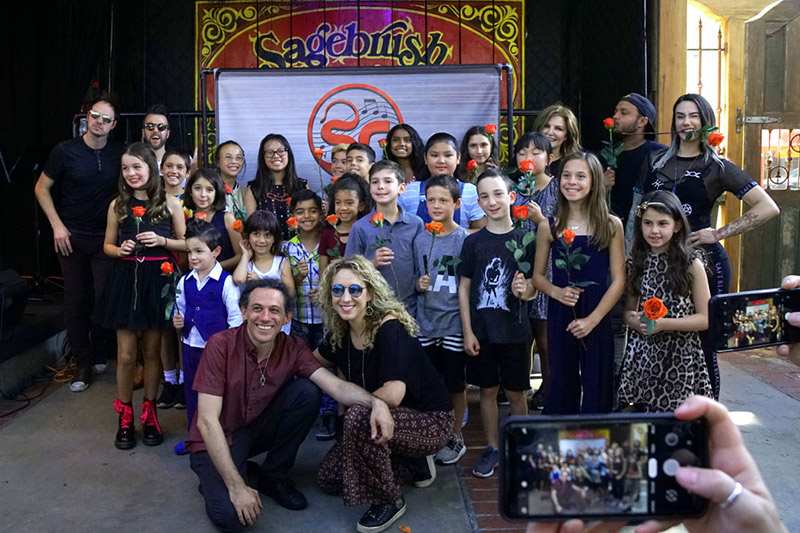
{"left": 518, "top": 159, "right": 535, "bottom": 172}
{"left": 286, "top": 216, "right": 298, "bottom": 229}
{"left": 562, "top": 229, "right": 576, "bottom": 244}
{"left": 132, "top": 206, "right": 146, "bottom": 218}
{"left": 466, "top": 159, "right": 477, "bottom": 172}
{"left": 603, "top": 117, "right": 615, "bottom": 129}
{"left": 194, "top": 212, "right": 208, "bottom": 222}
{"left": 326, "top": 214, "right": 339, "bottom": 226}
{"left": 330, "top": 176, "right": 339, "bottom": 184}
{"left": 425, "top": 221, "right": 444, "bottom": 235}
{"left": 707, "top": 132, "right": 724, "bottom": 147}
{"left": 160, "top": 261, "right": 174, "bottom": 275}
{"left": 643, "top": 297, "right": 668, "bottom": 320}
{"left": 485, "top": 124, "right": 497, "bottom": 135}
{"left": 313, "top": 148, "right": 324, "bottom": 160}
{"left": 370, "top": 212, "right": 384, "bottom": 226}
{"left": 231, "top": 219, "right": 243, "bottom": 232}
{"left": 224, "top": 184, "right": 233, "bottom": 194}
{"left": 378, "top": 139, "right": 387, "bottom": 148}
{"left": 512, "top": 205, "right": 528, "bottom": 221}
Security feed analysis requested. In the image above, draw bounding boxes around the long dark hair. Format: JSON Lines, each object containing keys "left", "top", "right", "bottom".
{"left": 383, "top": 123, "right": 426, "bottom": 181}
{"left": 243, "top": 209, "right": 283, "bottom": 257}
{"left": 627, "top": 190, "right": 695, "bottom": 297}
{"left": 251, "top": 134, "right": 303, "bottom": 201}
{"left": 330, "top": 173, "right": 372, "bottom": 216}
{"left": 183, "top": 168, "right": 227, "bottom": 212}
{"left": 114, "top": 142, "right": 169, "bottom": 224}
{"left": 457, "top": 125, "right": 500, "bottom": 178}
{"left": 421, "top": 132, "right": 460, "bottom": 181}
{"left": 653, "top": 93, "right": 724, "bottom": 171}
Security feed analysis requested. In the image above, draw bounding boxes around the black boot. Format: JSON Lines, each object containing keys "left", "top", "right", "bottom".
{"left": 141, "top": 398, "right": 164, "bottom": 446}
{"left": 114, "top": 399, "right": 136, "bottom": 450}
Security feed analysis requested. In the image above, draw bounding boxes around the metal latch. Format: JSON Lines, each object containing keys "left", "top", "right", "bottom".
{"left": 736, "top": 106, "right": 783, "bottom": 133}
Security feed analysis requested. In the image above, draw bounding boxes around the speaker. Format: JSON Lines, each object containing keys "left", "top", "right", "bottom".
{"left": 0, "top": 269, "right": 29, "bottom": 341}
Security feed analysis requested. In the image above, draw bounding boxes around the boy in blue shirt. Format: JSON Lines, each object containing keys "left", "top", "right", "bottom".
{"left": 345, "top": 160, "right": 423, "bottom": 317}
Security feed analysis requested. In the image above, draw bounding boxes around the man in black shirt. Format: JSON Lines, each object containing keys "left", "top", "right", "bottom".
{"left": 34, "top": 94, "right": 124, "bottom": 391}
{"left": 141, "top": 104, "right": 170, "bottom": 167}
{"left": 603, "top": 93, "right": 667, "bottom": 227}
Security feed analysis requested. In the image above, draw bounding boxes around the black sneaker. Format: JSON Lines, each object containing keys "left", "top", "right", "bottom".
{"left": 258, "top": 477, "right": 307, "bottom": 510}
{"left": 408, "top": 455, "right": 436, "bottom": 488}
{"left": 173, "top": 384, "right": 186, "bottom": 409}
{"left": 357, "top": 497, "right": 406, "bottom": 533}
{"left": 496, "top": 389, "right": 510, "bottom": 406}
{"left": 70, "top": 367, "right": 92, "bottom": 393}
{"left": 529, "top": 388, "right": 545, "bottom": 411}
{"left": 315, "top": 411, "right": 337, "bottom": 441}
{"left": 157, "top": 382, "right": 179, "bottom": 408}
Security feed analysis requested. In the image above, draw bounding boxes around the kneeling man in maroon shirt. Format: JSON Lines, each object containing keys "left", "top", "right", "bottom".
{"left": 186, "top": 278, "right": 393, "bottom": 532}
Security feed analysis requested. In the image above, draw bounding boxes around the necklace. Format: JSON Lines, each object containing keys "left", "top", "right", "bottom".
{"left": 347, "top": 335, "right": 366, "bottom": 389}
{"left": 257, "top": 355, "right": 269, "bottom": 387}
{"left": 672, "top": 154, "right": 700, "bottom": 194}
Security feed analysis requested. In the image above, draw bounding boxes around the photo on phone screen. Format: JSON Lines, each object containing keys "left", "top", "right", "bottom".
{"left": 501, "top": 415, "right": 708, "bottom": 521}
{"left": 710, "top": 288, "right": 800, "bottom": 352}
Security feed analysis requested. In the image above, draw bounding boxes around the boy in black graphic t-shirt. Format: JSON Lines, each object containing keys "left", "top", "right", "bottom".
{"left": 458, "top": 169, "right": 536, "bottom": 478}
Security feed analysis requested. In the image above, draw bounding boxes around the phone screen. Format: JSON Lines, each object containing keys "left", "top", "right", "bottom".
{"left": 710, "top": 288, "right": 800, "bottom": 352}
{"left": 501, "top": 415, "right": 708, "bottom": 521}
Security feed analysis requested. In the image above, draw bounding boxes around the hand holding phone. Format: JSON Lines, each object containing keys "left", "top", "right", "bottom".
{"left": 777, "top": 275, "right": 800, "bottom": 366}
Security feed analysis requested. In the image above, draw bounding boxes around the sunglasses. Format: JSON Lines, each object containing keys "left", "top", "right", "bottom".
{"left": 330, "top": 284, "right": 365, "bottom": 298}
{"left": 88, "top": 109, "right": 114, "bottom": 124}
{"left": 144, "top": 122, "right": 169, "bottom": 132}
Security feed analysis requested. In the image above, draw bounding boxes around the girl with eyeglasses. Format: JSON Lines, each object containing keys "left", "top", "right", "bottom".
{"left": 215, "top": 140, "right": 247, "bottom": 221}
{"left": 312, "top": 255, "right": 453, "bottom": 532}
{"left": 244, "top": 134, "right": 309, "bottom": 240}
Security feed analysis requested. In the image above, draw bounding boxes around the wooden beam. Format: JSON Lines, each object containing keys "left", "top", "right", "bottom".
{"left": 656, "top": 0, "right": 687, "bottom": 145}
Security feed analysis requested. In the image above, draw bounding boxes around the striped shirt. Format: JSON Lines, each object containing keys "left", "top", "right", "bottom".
{"left": 281, "top": 237, "right": 323, "bottom": 324}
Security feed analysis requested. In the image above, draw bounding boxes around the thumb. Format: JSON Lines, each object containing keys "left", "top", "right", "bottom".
{"left": 675, "top": 466, "right": 737, "bottom": 505}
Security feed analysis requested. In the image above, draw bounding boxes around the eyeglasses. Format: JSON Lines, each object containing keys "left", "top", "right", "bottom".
{"left": 144, "top": 122, "right": 169, "bottom": 132}
{"left": 88, "top": 110, "right": 114, "bottom": 124}
{"left": 223, "top": 155, "right": 245, "bottom": 162}
{"left": 330, "top": 284, "right": 365, "bottom": 298}
{"left": 264, "top": 148, "right": 287, "bottom": 158}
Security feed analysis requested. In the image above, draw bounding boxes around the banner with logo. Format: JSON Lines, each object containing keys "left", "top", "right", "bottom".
{"left": 215, "top": 66, "right": 501, "bottom": 188}
{"left": 196, "top": 1, "right": 525, "bottom": 168}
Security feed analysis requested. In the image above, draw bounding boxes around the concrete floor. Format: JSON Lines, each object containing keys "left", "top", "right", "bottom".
{"left": 0, "top": 357, "right": 797, "bottom": 532}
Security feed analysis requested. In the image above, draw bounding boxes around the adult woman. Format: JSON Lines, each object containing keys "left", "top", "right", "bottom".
{"left": 533, "top": 104, "right": 582, "bottom": 182}
{"left": 382, "top": 123, "right": 426, "bottom": 183}
{"left": 457, "top": 125, "right": 500, "bottom": 181}
{"left": 243, "top": 134, "right": 308, "bottom": 239}
{"left": 397, "top": 132, "right": 486, "bottom": 229}
{"left": 643, "top": 94, "right": 779, "bottom": 397}
{"left": 314, "top": 255, "right": 452, "bottom": 533}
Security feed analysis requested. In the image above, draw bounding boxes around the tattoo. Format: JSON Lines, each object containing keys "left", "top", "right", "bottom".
{"left": 714, "top": 212, "right": 763, "bottom": 240}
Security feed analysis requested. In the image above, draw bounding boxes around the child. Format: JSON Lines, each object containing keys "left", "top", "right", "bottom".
{"left": 414, "top": 174, "right": 469, "bottom": 464}
{"left": 532, "top": 152, "right": 625, "bottom": 415}
{"left": 329, "top": 143, "right": 349, "bottom": 179}
{"left": 184, "top": 168, "right": 242, "bottom": 271}
{"left": 346, "top": 142, "right": 375, "bottom": 180}
{"left": 383, "top": 123, "right": 426, "bottom": 183}
{"left": 457, "top": 125, "right": 500, "bottom": 180}
{"left": 345, "top": 159, "right": 424, "bottom": 317}
{"left": 319, "top": 174, "right": 371, "bottom": 274}
{"left": 233, "top": 209, "right": 294, "bottom": 335}
{"left": 215, "top": 140, "right": 247, "bottom": 221}
{"left": 398, "top": 132, "right": 486, "bottom": 230}
{"left": 618, "top": 191, "right": 712, "bottom": 411}
{"left": 172, "top": 219, "right": 243, "bottom": 453}
{"left": 510, "top": 131, "right": 558, "bottom": 410}
{"left": 459, "top": 169, "right": 536, "bottom": 477}
{"left": 157, "top": 149, "right": 191, "bottom": 410}
{"left": 102, "top": 142, "right": 186, "bottom": 450}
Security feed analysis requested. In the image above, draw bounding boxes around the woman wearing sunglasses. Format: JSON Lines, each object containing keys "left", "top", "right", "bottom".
{"left": 313, "top": 255, "right": 453, "bottom": 533}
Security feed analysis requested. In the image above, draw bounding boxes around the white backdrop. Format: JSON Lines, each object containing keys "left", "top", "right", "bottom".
{"left": 214, "top": 65, "right": 502, "bottom": 191}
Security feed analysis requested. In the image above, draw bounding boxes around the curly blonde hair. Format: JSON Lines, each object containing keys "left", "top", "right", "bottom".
{"left": 315, "top": 255, "right": 418, "bottom": 351}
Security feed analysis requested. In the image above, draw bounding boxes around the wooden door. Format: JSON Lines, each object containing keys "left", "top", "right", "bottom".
{"left": 739, "top": 0, "right": 800, "bottom": 290}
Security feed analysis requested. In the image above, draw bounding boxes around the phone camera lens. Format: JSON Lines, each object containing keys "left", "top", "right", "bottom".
{"left": 665, "top": 432, "right": 679, "bottom": 446}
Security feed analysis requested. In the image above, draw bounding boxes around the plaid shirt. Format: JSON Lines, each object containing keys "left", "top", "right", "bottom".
{"left": 282, "top": 237, "right": 323, "bottom": 324}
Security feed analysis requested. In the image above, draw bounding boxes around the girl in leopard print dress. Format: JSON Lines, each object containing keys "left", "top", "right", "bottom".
{"left": 618, "top": 191, "right": 713, "bottom": 411}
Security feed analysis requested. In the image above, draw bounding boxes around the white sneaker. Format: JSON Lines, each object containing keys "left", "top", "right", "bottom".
{"left": 92, "top": 363, "right": 107, "bottom": 375}
{"left": 435, "top": 434, "right": 466, "bottom": 465}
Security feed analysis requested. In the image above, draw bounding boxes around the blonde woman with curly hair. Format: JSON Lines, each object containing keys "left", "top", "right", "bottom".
{"left": 534, "top": 103, "right": 582, "bottom": 182}
{"left": 313, "top": 255, "right": 453, "bottom": 533}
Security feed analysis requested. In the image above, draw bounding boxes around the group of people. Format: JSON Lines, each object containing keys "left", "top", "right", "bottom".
{"left": 34, "top": 90, "right": 791, "bottom": 533}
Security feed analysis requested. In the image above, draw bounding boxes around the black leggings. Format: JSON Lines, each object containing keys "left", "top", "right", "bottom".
{"left": 701, "top": 242, "right": 731, "bottom": 400}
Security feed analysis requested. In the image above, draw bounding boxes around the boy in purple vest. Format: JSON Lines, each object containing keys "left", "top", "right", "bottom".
{"left": 173, "top": 219, "right": 242, "bottom": 454}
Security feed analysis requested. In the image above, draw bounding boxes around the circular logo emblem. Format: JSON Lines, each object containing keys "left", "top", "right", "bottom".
{"left": 682, "top": 203, "right": 693, "bottom": 215}
{"left": 307, "top": 84, "right": 403, "bottom": 174}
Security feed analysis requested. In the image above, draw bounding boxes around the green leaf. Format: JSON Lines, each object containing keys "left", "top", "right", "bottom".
{"left": 646, "top": 318, "right": 656, "bottom": 334}
{"left": 433, "top": 258, "right": 439, "bottom": 267}
{"left": 571, "top": 263, "right": 582, "bottom": 271}
{"left": 513, "top": 248, "right": 524, "bottom": 261}
{"left": 522, "top": 231, "right": 536, "bottom": 246}
{"left": 572, "top": 254, "right": 589, "bottom": 266}
{"left": 518, "top": 261, "right": 531, "bottom": 274}
{"left": 447, "top": 257, "right": 462, "bottom": 267}
{"left": 505, "top": 240, "right": 516, "bottom": 253}
{"left": 571, "top": 247, "right": 582, "bottom": 255}
{"left": 164, "top": 301, "right": 174, "bottom": 321}
{"left": 161, "top": 285, "right": 170, "bottom": 298}
{"left": 555, "top": 259, "right": 567, "bottom": 270}
{"left": 369, "top": 243, "right": 381, "bottom": 251}
{"left": 575, "top": 281, "right": 598, "bottom": 288}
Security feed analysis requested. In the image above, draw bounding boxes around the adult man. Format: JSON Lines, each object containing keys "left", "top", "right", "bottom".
{"left": 141, "top": 104, "right": 170, "bottom": 166}
{"left": 34, "top": 94, "right": 123, "bottom": 391}
{"left": 602, "top": 93, "right": 667, "bottom": 227}
{"left": 187, "top": 278, "right": 394, "bottom": 532}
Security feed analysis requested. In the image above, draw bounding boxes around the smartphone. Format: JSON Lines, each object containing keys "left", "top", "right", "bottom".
{"left": 500, "top": 414, "right": 708, "bottom": 522}
{"left": 709, "top": 287, "right": 800, "bottom": 353}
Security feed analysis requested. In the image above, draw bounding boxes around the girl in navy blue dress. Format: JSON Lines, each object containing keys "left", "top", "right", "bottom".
{"left": 183, "top": 168, "right": 242, "bottom": 271}
{"left": 103, "top": 143, "right": 186, "bottom": 449}
{"left": 533, "top": 152, "right": 625, "bottom": 414}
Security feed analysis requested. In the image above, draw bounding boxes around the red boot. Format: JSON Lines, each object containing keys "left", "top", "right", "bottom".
{"left": 140, "top": 399, "right": 164, "bottom": 446}
{"left": 114, "top": 399, "right": 136, "bottom": 450}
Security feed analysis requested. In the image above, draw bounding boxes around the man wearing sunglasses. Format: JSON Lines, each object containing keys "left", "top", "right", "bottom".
{"left": 187, "top": 278, "right": 394, "bottom": 531}
{"left": 141, "top": 104, "right": 171, "bottom": 166}
{"left": 35, "top": 94, "right": 123, "bottom": 392}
